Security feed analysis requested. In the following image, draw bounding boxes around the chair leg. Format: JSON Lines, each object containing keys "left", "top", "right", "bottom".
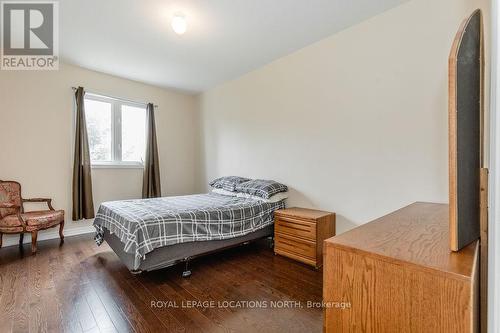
{"left": 19, "top": 233, "right": 24, "bottom": 246}
{"left": 31, "top": 231, "right": 38, "bottom": 254}
{"left": 59, "top": 221, "right": 65, "bottom": 244}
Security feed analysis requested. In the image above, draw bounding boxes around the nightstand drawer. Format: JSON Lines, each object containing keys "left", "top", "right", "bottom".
{"left": 275, "top": 233, "right": 316, "bottom": 259}
{"left": 275, "top": 216, "right": 316, "bottom": 240}
{"left": 274, "top": 248, "right": 317, "bottom": 267}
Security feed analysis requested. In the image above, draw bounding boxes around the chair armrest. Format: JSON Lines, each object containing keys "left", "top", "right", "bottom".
{"left": 17, "top": 212, "right": 26, "bottom": 228}
{"left": 22, "top": 198, "right": 54, "bottom": 210}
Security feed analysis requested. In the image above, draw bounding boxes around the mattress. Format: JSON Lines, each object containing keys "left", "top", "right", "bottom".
{"left": 93, "top": 193, "right": 285, "bottom": 269}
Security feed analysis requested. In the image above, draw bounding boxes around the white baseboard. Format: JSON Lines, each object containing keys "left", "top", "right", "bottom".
{"left": 1, "top": 224, "right": 95, "bottom": 247}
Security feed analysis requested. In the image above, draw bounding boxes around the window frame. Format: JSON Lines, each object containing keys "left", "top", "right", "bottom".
{"left": 84, "top": 93, "right": 146, "bottom": 169}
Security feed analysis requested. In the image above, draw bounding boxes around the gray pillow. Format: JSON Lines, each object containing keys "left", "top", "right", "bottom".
{"left": 209, "top": 176, "right": 251, "bottom": 192}
{"left": 235, "top": 179, "right": 288, "bottom": 199}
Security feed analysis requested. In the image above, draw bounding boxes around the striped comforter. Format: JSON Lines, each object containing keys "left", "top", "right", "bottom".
{"left": 93, "top": 193, "right": 284, "bottom": 267}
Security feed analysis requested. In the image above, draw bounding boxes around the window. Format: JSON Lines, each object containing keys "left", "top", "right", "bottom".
{"left": 84, "top": 93, "right": 146, "bottom": 167}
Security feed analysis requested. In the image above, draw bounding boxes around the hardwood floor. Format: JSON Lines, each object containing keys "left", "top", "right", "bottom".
{"left": 0, "top": 234, "right": 323, "bottom": 333}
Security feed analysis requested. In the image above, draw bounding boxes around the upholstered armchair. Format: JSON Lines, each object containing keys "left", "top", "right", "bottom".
{"left": 0, "top": 181, "right": 64, "bottom": 253}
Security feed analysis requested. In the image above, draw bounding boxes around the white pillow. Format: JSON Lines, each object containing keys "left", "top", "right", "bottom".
{"left": 236, "top": 191, "right": 288, "bottom": 203}
{"left": 211, "top": 188, "right": 238, "bottom": 196}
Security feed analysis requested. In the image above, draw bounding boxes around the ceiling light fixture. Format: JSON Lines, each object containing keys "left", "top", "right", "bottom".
{"left": 171, "top": 13, "right": 187, "bottom": 35}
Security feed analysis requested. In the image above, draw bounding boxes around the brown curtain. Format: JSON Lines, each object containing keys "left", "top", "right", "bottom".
{"left": 142, "top": 103, "right": 162, "bottom": 198}
{"left": 72, "top": 87, "right": 95, "bottom": 220}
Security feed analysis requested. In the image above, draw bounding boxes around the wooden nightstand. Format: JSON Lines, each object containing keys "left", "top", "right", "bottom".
{"left": 274, "top": 207, "right": 335, "bottom": 268}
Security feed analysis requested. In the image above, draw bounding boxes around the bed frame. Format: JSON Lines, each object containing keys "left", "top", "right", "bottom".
{"left": 103, "top": 225, "right": 274, "bottom": 276}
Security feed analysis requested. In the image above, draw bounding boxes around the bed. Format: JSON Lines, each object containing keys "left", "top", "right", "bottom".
{"left": 93, "top": 192, "right": 285, "bottom": 275}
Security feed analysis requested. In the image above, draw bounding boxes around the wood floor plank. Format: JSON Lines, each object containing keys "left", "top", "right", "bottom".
{"left": 141, "top": 270, "right": 216, "bottom": 332}
{"left": 53, "top": 239, "right": 91, "bottom": 333}
{"left": 44, "top": 247, "right": 68, "bottom": 333}
{"left": 36, "top": 246, "right": 66, "bottom": 333}
{"left": 83, "top": 283, "right": 119, "bottom": 333}
{"left": 115, "top": 268, "right": 186, "bottom": 332}
{"left": 68, "top": 238, "right": 134, "bottom": 332}
{"left": 200, "top": 250, "right": 319, "bottom": 332}
{"left": 76, "top": 242, "right": 161, "bottom": 333}
{"left": 1, "top": 255, "right": 18, "bottom": 333}
{"left": 12, "top": 256, "right": 29, "bottom": 333}
{"left": 178, "top": 259, "right": 271, "bottom": 332}
{"left": 0, "top": 234, "right": 323, "bottom": 333}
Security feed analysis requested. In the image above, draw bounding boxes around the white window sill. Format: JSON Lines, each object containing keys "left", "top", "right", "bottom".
{"left": 91, "top": 162, "right": 144, "bottom": 169}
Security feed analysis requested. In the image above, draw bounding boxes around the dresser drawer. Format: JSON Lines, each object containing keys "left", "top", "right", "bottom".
{"left": 275, "top": 233, "right": 316, "bottom": 259}
{"left": 275, "top": 216, "right": 316, "bottom": 240}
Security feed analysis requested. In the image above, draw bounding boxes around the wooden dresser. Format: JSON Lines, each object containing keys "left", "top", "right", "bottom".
{"left": 323, "top": 202, "right": 479, "bottom": 332}
{"left": 274, "top": 207, "right": 335, "bottom": 268}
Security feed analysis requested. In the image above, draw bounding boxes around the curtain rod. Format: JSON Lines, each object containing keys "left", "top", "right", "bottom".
{"left": 71, "top": 86, "right": 158, "bottom": 108}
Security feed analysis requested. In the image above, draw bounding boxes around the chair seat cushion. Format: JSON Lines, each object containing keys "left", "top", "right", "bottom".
{"left": 0, "top": 210, "right": 64, "bottom": 231}
{"left": 24, "top": 209, "right": 64, "bottom": 225}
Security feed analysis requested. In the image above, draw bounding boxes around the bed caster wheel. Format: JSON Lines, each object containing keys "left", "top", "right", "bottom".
{"left": 182, "top": 258, "right": 192, "bottom": 277}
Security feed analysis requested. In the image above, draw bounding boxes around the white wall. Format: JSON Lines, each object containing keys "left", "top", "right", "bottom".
{"left": 0, "top": 63, "right": 198, "bottom": 245}
{"left": 198, "top": 0, "right": 491, "bottom": 233}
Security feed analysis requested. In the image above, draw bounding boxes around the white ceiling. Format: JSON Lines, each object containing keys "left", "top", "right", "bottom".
{"left": 60, "top": 0, "right": 408, "bottom": 93}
